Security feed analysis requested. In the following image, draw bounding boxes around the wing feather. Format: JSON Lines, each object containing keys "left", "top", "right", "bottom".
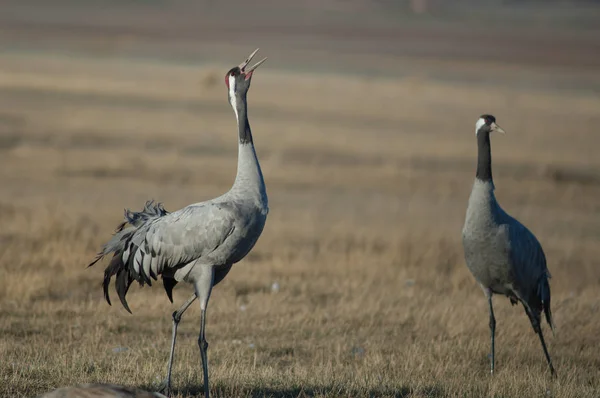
{"left": 505, "top": 216, "right": 552, "bottom": 327}
{"left": 91, "top": 201, "right": 240, "bottom": 312}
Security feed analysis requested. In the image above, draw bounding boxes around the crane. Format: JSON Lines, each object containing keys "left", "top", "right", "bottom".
{"left": 89, "top": 49, "right": 269, "bottom": 397}
{"left": 462, "top": 114, "right": 556, "bottom": 376}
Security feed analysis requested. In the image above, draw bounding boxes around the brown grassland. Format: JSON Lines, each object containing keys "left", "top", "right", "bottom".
{"left": 1, "top": 3, "right": 600, "bottom": 397}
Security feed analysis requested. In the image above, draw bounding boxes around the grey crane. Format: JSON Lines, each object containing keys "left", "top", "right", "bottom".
{"left": 39, "top": 384, "right": 167, "bottom": 398}
{"left": 462, "top": 114, "right": 556, "bottom": 376}
{"left": 89, "top": 49, "right": 269, "bottom": 398}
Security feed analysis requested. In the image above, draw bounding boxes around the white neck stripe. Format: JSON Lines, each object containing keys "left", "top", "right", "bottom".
{"left": 475, "top": 118, "right": 486, "bottom": 135}
{"left": 228, "top": 75, "right": 238, "bottom": 122}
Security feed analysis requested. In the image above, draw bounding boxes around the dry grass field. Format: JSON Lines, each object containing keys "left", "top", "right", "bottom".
{"left": 1, "top": 2, "right": 600, "bottom": 397}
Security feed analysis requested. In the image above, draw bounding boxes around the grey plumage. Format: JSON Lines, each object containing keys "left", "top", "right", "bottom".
{"left": 90, "top": 199, "right": 259, "bottom": 313}
{"left": 89, "top": 200, "right": 168, "bottom": 311}
{"left": 89, "top": 49, "right": 269, "bottom": 398}
{"left": 462, "top": 114, "right": 555, "bottom": 376}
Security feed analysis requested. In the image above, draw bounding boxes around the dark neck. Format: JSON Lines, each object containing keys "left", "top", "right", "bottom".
{"left": 476, "top": 130, "right": 493, "bottom": 182}
{"left": 236, "top": 95, "right": 253, "bottom": 145}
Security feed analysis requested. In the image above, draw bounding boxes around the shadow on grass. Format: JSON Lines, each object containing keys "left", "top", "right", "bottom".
{"left": 159, "top": 383, "right": 445, "bottom": 398}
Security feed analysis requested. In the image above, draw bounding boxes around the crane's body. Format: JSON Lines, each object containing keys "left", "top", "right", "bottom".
{"left": 97, "top": 162, "right": 268, "bottom": 312}
{"left": 462, "top": 115, "right": 555, "bottom": 376}
{"left": 464, "top": 181, "right": 515, "bottom": 295}
{"left": 90, "top": 49, "right": 269, "bottom": 398}
{"left": 463, "top": 179, "right": 553, "bottom": 318}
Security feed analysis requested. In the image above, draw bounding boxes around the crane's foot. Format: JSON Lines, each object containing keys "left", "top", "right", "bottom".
{"left": 156, "top": 379, "right": 171, "bottom": 398}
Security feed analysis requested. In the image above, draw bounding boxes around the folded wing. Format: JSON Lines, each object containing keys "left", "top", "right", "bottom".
{"left": 89, "top": 200, "right": 238, "bottom": 313}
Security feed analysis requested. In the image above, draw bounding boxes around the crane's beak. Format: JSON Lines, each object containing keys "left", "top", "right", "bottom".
{"left": 239, "top": 48, "right": 267, "bottom": 79}
{"left": 491, "top": 122, "right": 506, "bottom": 134}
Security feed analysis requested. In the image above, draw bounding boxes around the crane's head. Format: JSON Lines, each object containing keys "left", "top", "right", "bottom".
{"left": 225, "top": 48, "right": 267, "bottom": 103}
{"left": 475, "top": 114, "right": 505, "bottom": 136}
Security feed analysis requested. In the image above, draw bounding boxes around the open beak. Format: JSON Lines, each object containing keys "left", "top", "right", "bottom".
{"left": 491, "top": 122, "right": 506, "bottom": 134}
{"left": 239, "top": 48, "right": 267, "bottom": 79}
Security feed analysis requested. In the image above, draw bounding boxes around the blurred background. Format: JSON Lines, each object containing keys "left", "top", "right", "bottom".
{"left": 1, "top": 1, "right": 599, "bottom": 397}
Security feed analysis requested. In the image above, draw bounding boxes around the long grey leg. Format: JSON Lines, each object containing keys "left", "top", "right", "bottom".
{"left": 487, "top": 293, "right": 496, "bottom": 375}
{"left": 199, "top": 308, "right": 210, "bottom": 398}
{"left": 158, "top": 293, "right": 197, "bottom": 396}
{"left": 536, "top": 327, "right": 556, "bottom": 377}
{"left": 523, "top": 304, "right": 556, "bottom": 377}
{"left": 195, "top": 266, "right": 215, "bottom": 398}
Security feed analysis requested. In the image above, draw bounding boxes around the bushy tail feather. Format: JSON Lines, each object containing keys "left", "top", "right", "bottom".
{"left": 102, "top": 256, "right": 119, "bottom": 306}
{"left": 124, "top": 200, "right": 168, "bottom": 227}
{"left": 89, "top": 200, "right": 168, "bottom": 267}
{"left": 116, "top": 267, "right": 134, "bottom": 314}
{"left": 102, "top": 252, "right": 134, "bottom": 314}
{"left": 88, "top": 228, "right": 135, "bottom": 268}
{"left": 91, "top": 200, "right": 169, "bottom": 313}
{"left": 538, "top": 271, "right": 555, "bottom": 335}
{"left": 162, "top": 277, "right": 178, "bottom": 303}
{"left": 544, "top": 304, "right": 555, "bottom": 337}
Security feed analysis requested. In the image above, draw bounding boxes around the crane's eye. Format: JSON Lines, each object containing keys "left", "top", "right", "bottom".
{"left": 230, "top": 72, "right": 235, "bottom": 76}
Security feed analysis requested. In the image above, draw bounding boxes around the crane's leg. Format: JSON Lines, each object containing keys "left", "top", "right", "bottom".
{"left": 194, "top": 266, "right": 215, "bottom": 398}
{"left": 486, "top": 291, "right": 496, "bottom": 375}
{"left": 199, "top": 306, "right": 210, "bottom": 398}
{"left": 523, "top": 304, "right": 556, "bottom": 377}
{"left": 158, "top": 293, "right": 197, "bottom": 396}
{"left": 536, "top": 327, "right": 556, "bottom": 377}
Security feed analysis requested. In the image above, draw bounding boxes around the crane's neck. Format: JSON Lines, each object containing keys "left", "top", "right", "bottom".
{"left": 476, "top": 130, "right": 493, "bottom": 183}
{"left": 236, "top": 95, "right": 253, "bottom": 145}
{"left": 230, "top": 95, "right": 267, "bottom": 208}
